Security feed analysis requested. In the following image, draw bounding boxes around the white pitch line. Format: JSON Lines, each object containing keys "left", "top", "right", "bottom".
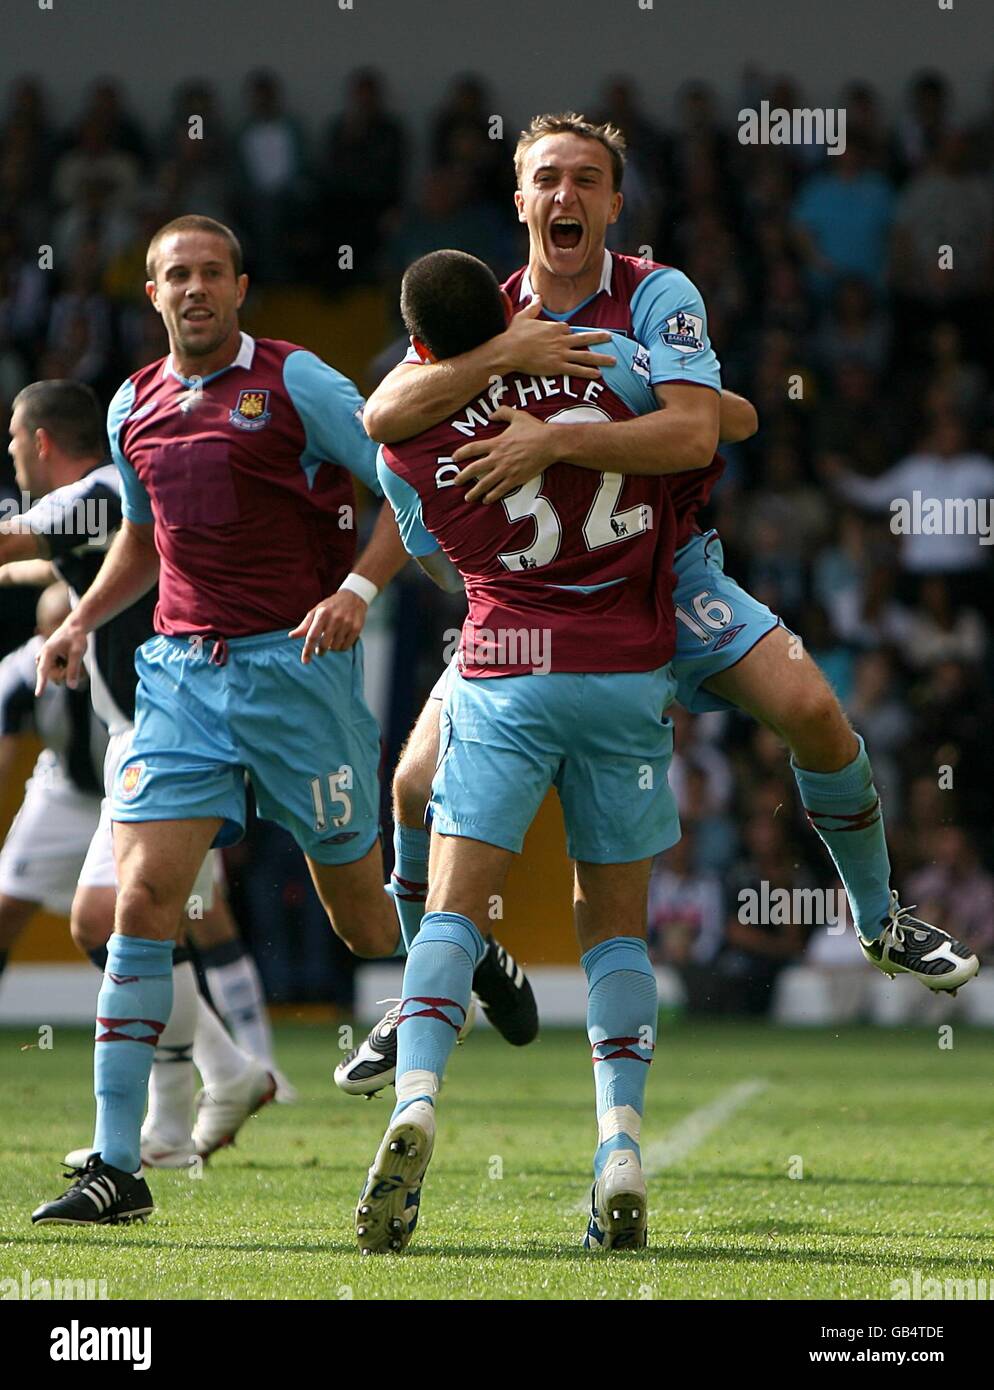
{"left": 642, "top": 1077, "right": 768, "bottom": 1174}
{"left": 574, "top": 1078, "right": 768, "bottom": 1210}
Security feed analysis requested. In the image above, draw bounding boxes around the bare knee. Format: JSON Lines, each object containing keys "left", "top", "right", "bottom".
{"left": 392, "top": 742, "right": 434, "bottom": 827}
{"left": 70, "top": 888, "right": 115, "bottom": 955}
{"left": 780, "top": 662, "right": 857, "bottom": 767}
{"left": 115, "top": 873, "right": 183, "bottom": 941}
{"left": 331, "top": 907, "right": 397, "bottom": 960}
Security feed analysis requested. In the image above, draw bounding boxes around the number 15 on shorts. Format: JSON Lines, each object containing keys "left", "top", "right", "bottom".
{"left": 309, "top": 767, "right": 354, "bottom": 830}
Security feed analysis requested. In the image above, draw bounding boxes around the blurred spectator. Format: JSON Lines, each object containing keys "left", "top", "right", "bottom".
{"left": 233, "top": 70, "right": 308, "bottom": 282}
{"left": 52, "top": 113, "right": 140, "bottom": 209}
{"left": 792, "top": 138, "right": 895, "bottom": 298}
{"left": 907, "top": 826, "right": 994, "bottom": 962}
{"left": 919, "top": 322, "right": 989, "bottom": 426}
{"left": 647, "top": 829, "right": 724, "bottom": 967}
{"left": 827, "top": 413, "right": 994, "bottom": 582}
{"left": 46, "top": 237, "right": 113, "bottom": 388}
{"left": 156, "top": 81, "right": 231, "bottom": 224}
{"left": 840, "top": 82, "right": 891, "bottom": 173}
{"left": 892, "top": 131, "right": 994, "bottom": 362}
{"left": 430, "top": 75, "right": 513, "bottom": 211}
{"left": 322, "top": 69, "right": 406, "bottom": 287}
{"left": 814, "top": 360, "right": 903, "bottom": 476}
{"left": 74, "top": 80, "right": 148, "bottom": 168}
{"left": 845, "top": 650, "right": 912, "bottom": 812}
{"left": 815, "top": 276, "right": 890, "bottom": 375}
{"left": 888, "top": 575, "right": 987, "bottom": 670}
{"left": 717, "top": 816, "right": 810, "bottom": 1015}
{"left": 895, "top": 71, "right": 951, "bottom": 175}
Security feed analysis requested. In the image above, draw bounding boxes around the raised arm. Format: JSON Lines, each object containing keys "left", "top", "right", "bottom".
{"left": 362, "top": 298, "right": 615, "bottom": 444}
{"left": 452, "top": 384, "right": 721, "bottom": 504}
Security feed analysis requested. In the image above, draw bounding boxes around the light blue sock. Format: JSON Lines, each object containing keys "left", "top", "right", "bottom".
{"left": 391, "top": 911, "right": 486, "bottom": 1123}
{"left": 93, "top": 934, "right": 174, "bottom": 1173}
{"left": 791, "top": 734, "right": 892, "bottom": 938}
{"left": 582, "top": 936, "right": 656, "bottom": 1180}
{"left": 388, "top": 823, "right": 430, "bottom": 951}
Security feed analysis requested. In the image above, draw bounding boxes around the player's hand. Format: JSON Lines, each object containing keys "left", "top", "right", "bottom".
{"left": 289, "top": 590, "right": 369, "bottom": 663}
{"left": 452, "top": 406, "right": 559, "bottom": 504}
{"left": 35, "top": 615, "right": 88, "bottom": 695}
{"left": 497, "top": 297, "right": 615, "bottom": 379}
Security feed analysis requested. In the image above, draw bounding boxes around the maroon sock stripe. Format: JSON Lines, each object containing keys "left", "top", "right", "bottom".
{"left": 592, "top": 1035, "right": 654, "bottom": 1064}
{"left": 95, "top": 1016, "right": 166, "bottom": 1046}
{"left": 396, "top": 995, "right": 466, "bottom": 1032}
{"left": 391, "top": 873, "right": 428, "bottom": 903}
{"left": 805, "top": 797, "right": 881, "bottom": 833}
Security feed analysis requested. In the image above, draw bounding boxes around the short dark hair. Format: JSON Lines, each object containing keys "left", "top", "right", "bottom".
{"left": 13, "top": 380, "right": 103, "bottom": 458}
{"left": 146, "top": 214, "right": 243, "bottom": 281}
{"left": 400, "top": 250, "right": 506, "bottom": 361}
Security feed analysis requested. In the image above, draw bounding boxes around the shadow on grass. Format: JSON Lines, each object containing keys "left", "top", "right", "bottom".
{"left": 8, "top": 1229, "right": 987, "bottom": 1270}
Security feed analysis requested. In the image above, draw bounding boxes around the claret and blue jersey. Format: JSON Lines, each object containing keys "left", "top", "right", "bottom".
{"left": 108, "top": 332, "right": 381, "bottom": 639}
{"left": 380, "top": 329, "right": 683, "bottom": 678}
{"left": 105, "top": 332, "right": 386, "bottom": 864}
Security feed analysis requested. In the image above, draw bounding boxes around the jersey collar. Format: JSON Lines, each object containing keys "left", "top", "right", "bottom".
{"left": 162, "top": 331, "right": 256, "bottom": 387}
{"left": 519, "top": 249, "right": 613, "bottom": 303}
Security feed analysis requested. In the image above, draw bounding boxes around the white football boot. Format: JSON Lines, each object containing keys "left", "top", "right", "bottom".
{"left": 191, "top": 1061, "right": 276, "bottom": 1157}
{"left": 355, "top": 1099, "right": 436, "bottom": 1254}
{"left": 583, "top": 1148, "right": 648, "bottom": 1251}
{"left": 859, "top": 893, "right": 979, "bottom": 994}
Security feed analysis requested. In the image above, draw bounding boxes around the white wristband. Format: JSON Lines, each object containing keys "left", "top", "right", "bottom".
{"left": 338, "top": 572, "right": 379, "bottom": 606}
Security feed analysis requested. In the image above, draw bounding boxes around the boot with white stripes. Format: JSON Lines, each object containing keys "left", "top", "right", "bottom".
{"left": 31, "top": 1153, "right": 154, "bottom": 1226}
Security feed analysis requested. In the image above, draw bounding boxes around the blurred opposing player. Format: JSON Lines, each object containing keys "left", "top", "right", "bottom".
{"left": 0, "top": 583, "right": 104, "bottom": 971}
{"left": 359, "top": 249, "right": 699, "bottom": 1253}
{"left": 3, "top": 380, "right": 283, "bottom": 1168}
{"left": 364, "top": 112, "right": 979, "bottom": 1000}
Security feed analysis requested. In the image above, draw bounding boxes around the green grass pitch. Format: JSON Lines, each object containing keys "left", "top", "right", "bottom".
{"left": 3, "top": 1020, "right": 993, "bottom": 1300}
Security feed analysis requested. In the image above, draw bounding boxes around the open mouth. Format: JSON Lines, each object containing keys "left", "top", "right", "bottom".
{"left": 183, "top": 308, "right": 213, "bottom": 323}
{"left": 549, "top": 216, "right": 583, "bottom": 251}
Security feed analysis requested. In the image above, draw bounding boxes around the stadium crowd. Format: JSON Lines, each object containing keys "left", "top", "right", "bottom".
{"left": 2, "top": 67, "right": 993, "bottom": 1014}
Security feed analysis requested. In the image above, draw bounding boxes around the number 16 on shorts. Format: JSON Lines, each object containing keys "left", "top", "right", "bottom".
{"left": 309, "top": 766, "right": 354, "bottom": 831}
{"left": 675, "top": 590, "right": 733, "bottom": 645}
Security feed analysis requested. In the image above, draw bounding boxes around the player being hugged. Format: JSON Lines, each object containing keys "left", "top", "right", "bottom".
{"left": 356, "top": 247, "right": 715, "bottom": 1254}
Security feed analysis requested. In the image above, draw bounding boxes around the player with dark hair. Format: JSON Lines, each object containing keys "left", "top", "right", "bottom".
{"left": 359, "top": 245, "right": 705, "bottom": 1252}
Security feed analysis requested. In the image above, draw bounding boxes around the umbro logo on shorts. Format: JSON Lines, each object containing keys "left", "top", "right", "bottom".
{"left": 712, "top": 623, "right": 746, "bottom": 651}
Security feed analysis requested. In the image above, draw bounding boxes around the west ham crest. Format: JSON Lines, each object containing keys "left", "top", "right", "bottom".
{"left": 229, "top": 389, "right": 272, "bottom": 431}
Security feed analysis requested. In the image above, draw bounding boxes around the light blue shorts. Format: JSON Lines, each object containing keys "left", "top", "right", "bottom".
{"left": 671, "top": 530, "right": 781, "bottom": 713}
{"left": 430, "top": 664, "right": 680, "bottom": 864}
{"left": 111, "top": 631, "right": 382, "bottom": 865}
